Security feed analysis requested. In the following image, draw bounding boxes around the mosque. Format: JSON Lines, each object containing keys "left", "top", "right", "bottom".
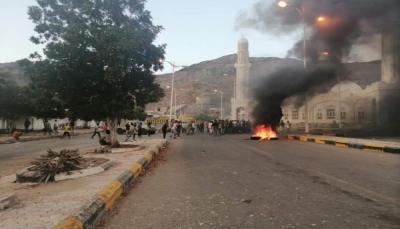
{"left": 231, "top": 31, "right": 400, "bottom": 128}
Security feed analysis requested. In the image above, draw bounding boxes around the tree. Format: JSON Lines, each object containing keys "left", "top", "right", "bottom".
{"left": 0, "top": 71, "right": 35, "bottom": 133}
{"left": 26, "top": 0, "right": 166, "bottom": 146}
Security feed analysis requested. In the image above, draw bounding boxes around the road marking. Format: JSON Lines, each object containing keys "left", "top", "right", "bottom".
{"left": 309, "top": 169, "right": 399, "bottom": 204}
{"left": 245, "top": 146, "right": 273, "bottom": 156}
{"left": 226, "top": 139, "right": 272, "bottom": 156}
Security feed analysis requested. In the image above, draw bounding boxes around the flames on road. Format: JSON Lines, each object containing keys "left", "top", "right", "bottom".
{"left": 252, "top": 125, "right": 278, "bottom": 140}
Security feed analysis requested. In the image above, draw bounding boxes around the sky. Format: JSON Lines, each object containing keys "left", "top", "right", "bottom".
{"left": 0, "top": 0, "right": 296, "bottom": 73}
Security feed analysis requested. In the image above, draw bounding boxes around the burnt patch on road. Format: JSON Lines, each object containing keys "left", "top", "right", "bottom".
{"left": 311, "top": 176, "right": 330, "bottom": 186}
{"left": 311, "top": 175, "right": 377, "bottom": 204}
{"left": 372, "top": 213, "right": 400, "bottom": 227}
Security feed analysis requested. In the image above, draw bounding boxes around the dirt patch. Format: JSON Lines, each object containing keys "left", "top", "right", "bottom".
{"left": 79, "top": 157, "right": 109, "bottom": 169}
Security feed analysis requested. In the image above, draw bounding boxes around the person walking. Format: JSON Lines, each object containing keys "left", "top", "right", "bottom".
{"left": 162, "top": 121, "right": 168, "bottom": 139}
{"left": 53, "top": 121, "right": 59, "bottom": 134}
{"left": 24, "top": 118, "right": 31, "bottom": 134}
{"left": 61, "top": 123, "right": 71, "bottom": 139}
{"left": 43, "top": 121, "right": 52, "bottom": 135}
{"left": 125, "top": 122, "right": 131, "bottom": 137}
{"left": 91, "top": 122, "right": 101, "bottom": 139}
{"left": 170, "top": 121, "right": 178, "bottom": 139}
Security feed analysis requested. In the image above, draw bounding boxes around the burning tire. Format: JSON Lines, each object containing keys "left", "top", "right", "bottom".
{"left": 251, "top": 125, "right": 279, "bottom": 140}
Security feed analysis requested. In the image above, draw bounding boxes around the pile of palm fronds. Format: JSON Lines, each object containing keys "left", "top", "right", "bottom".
{"left": 28, "top": 149, "right": 84, "bottom": 182}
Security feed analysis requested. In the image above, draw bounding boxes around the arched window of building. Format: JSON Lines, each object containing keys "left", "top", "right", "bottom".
{"left": 292, "top": 109, "right": 299, "bottom": 119}
{"left": 357, "top": 107, "right": 365, "bottom": 124}
{"left": 317, "top": 109, "right": 323, "bottom": 119}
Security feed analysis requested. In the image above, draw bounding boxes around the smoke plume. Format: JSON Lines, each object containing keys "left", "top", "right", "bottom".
{"left": 237, "top": 0, "right": 400, "bottom": 127}
{"left": 252, "top": 63, "right": 337, "bottom": 129}
{"left": 236, "top": 0, "right": 400, "bottom": 62}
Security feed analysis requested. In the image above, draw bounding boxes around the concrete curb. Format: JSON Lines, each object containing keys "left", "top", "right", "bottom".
{"left": 0, "top": 130, "right": 93, "bottom": 144}
{"left": 52, "top": 140, "right": 168, "bottom": 229}
{"left": 287, "top": 135, "right": 400, "bottom": 154}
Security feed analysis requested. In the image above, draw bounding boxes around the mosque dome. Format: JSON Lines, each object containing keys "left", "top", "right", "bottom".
{"left": 331, "top": 80, "right": 362, "bottom": 92}
{"left": 238, "top": 37, "right": 248, "bottom": 43}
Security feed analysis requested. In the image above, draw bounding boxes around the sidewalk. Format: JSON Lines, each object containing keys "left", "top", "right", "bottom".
{"left": 0, "top": 129, "right": 93, "bottom": 144}
{"left": 287, "top": 134, "right": 400, "bottom": 154}
{"left": 0, "top": 138, "right": 167, "bottom": 229}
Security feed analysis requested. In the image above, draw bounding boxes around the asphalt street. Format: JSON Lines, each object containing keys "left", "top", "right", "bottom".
{"left": 99, "top": 133, "right": 400, "bottom": 229}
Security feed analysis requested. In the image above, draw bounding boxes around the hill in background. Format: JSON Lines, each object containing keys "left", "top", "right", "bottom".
{"left": 0, "top": 55, "right": 381, "bottom": 116}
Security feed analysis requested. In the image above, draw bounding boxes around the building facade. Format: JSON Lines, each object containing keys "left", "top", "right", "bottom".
{"left": 281, "top": 31, "right": 400, "bottom": 128}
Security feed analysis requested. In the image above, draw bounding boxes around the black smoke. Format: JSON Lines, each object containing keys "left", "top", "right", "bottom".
{"left": 236, "top": 0, "right": 400, "bottom": 62}
{"left": 237, "top": 0, "right": 400, "bottom": 128}
{"left": 252, "top": 63, "right": 337, "bottom": 129}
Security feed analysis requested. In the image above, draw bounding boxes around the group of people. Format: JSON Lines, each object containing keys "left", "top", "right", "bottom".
{"left": 43, "top": 120, "right": 73, "bottom": 139}
{"left": 162, "top": 119, "right": 254, "bottom": 139}
{"left": 165, "top": 120, "right": 196, "bottom": 139}
{"left": 13, "top": 119, "right": 73, "bottom": 140}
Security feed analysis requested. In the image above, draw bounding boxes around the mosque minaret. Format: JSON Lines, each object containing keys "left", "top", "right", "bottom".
{"left": 231, "top": 37, "right": 252, "bottom": 120}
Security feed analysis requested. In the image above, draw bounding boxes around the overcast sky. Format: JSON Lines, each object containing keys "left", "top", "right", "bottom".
{"left": 0, "top": 0, "right": 297, "bottom": 73}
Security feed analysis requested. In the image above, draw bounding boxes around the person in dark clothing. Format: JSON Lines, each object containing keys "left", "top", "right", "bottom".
{"left": 162, "top": 121, "right": 168, "bottom": 139}
{"left": 43, "top": 121, "right": 52, "bottom": 135}
{"left": 24, "top": 118, "right": 31, "bottom": 134}
{"left": 100, "top": 130, "right": 111, "bottom": 145}
{"left": 211, "top": 120, "right": 219, "bottom": 137}
{"left": 137, "top": 124, "right": 142, "bottom": 138}
{"left": 70, "top": 121, "right": 75, "bottom": 133}
{"left": 125, "top": 123, "right": 131, "bottom": 137}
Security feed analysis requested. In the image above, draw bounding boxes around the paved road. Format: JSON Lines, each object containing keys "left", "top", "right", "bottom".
{"left": 99, "top": 134, "right": 400, "bottom": 229}
{"left": 0, "top": 133, "right": 157, "bottom": 177}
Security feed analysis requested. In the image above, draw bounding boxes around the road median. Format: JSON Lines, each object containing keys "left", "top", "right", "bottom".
{"left": 0, "top": 129, "right": 93, "bottom": 144}
{"left": 287, "top": 134, "right": 400, "bottom": 154}
{"left": 0, "top": 138, "right": 167, "bottom": 229}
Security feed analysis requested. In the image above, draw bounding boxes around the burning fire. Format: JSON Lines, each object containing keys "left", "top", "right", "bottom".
{"left": 253, "top": 125, "right": 278, "bottom": 140}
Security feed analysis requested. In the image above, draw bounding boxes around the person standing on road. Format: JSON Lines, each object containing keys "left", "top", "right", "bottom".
{"left": 137, "top": 124, "right": 142, "bottom": 138}
{"left": 61, "top": 123, "right": 71, "bottom": 139}
{"left": 212, "top": 120, "right": 219, "bottom": 137}
{"left": 70, "top": 120, "right": 75, "bottom": 134}
{"left": 147, "top": 122, "right": 152, "bottom": 137}
{"left": 24, "top": 118, "right": 31, "bottom": 134}
{"left": 53, "top": 121, "right": 59, "bottom": 134}
{"left": 286, "top": 121, "right": 291, "bottom": 132}
{"left": 162, "top": 121, "right": 168, "bottom": 139}
{"left": 43, "top": 121, "right": 52, "bottom": 135}
{"left": 91, "top": 122, "right": 101, "bottom": 139}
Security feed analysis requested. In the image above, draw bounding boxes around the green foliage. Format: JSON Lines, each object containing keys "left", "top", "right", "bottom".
{"left": 25, "top": 0, "right": 166, "bottom": 145}
{"left": 0, "top": 71, "right": 35, "bottom": 123}
{"left": 194, "top": 111, "right": 217, "bottom": 121}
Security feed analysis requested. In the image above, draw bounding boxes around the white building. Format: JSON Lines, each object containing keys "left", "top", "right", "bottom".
{"left": 281, "top": 31, "right": 400, "bottom": 129}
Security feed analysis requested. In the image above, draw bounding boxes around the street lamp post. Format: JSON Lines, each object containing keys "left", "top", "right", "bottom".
{"left": 214, "top": 90, "right": 223, "bottom": 120}
{"left": 279, "top": 1, "right": 309, "bottom": 134}
{"left": 161, "top": 60, "right": 186, "bottom": 125}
